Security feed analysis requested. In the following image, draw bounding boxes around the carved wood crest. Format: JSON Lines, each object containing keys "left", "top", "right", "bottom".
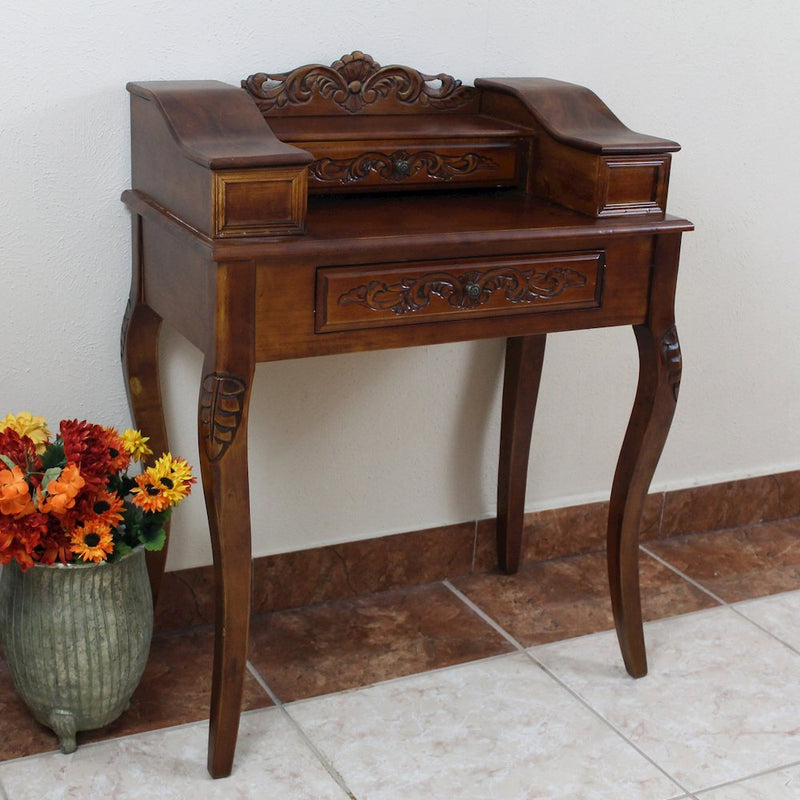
{"left": 242, "top": 51, "right": 477, "bottom": 115}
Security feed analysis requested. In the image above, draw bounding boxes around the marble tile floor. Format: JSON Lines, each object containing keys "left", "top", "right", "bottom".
{"left": 1, "top": 517, "right": 799, "bottom": 798}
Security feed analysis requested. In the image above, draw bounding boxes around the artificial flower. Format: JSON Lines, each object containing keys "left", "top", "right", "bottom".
{"left": 88, "top": 488, "right": 125, "bottom": 529}
{"left": 35, "top": 516, "right": 75, "bottom": 566}
{"left": 70, "top": 520, "right": 114, "bottom": 563}
{"left": 103, "top": 428, "right": 132, "bottom": 474}
{"left": 0, "top": 412, "right": 51, "bottom": 455}
{"left": 120, "top": 429, "right": 152, "bottom": 461}
{"left": 60, "top": 419, "right": 110, "bottom": 493}
{"left": 150, "top": 453, "right": 196, "bottom": 505}
{"left": 0, "top": 427, "right": 38, "bottom": 471}
{"left": 0, "top": 465, "right": 34, "bottom": 516}
{"left": 130, "top": 469, "right": 172, "bottom": 513}
{"left": 0, "top": 415, "right": 192, "bottom": 567}
{"left": 0, "top": 510, "right": 47, "bottom": 559}
{"left": 40, "top": 463, "right": 85, "bottom": 515}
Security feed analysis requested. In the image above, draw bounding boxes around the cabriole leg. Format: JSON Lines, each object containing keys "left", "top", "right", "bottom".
{"left": 608, "top": 234, "right": 683, "bottom": 678}
{"left": 197, "top": 261, "right": 256, "bottom": 779}
{"left": 121, "top": 214, "right": 171, "bottom": 602}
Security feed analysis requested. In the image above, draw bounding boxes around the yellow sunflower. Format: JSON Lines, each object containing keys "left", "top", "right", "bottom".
{"left": 70, "top": 520, "right": 114, "bottom": 563}
{"left": 119, "top": 429, "right": 152, "bottom": 462}
{"left": 152, "top": 453, "right": 195, "bottom": 505}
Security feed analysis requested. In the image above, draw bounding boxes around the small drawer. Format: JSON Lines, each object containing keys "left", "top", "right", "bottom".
{"left": 304, "top": 139, "right": 520, "bottom": 192}
{"left": 316, "top": 251, "right": 604, "bottom": 332}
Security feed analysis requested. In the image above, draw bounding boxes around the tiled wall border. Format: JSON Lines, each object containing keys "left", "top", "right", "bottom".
{"left": 154, "top": 469, "right": 800, "bottom": 631}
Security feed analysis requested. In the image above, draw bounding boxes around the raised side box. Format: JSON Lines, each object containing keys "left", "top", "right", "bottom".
{"left": 316, "top": 250, "right": 604, "bottom": 332}
{"left": 598, "top": 154, "right": 671, "bottom": 216}
{"left": 213, "top": 167, "right": 307, "bottom": 237}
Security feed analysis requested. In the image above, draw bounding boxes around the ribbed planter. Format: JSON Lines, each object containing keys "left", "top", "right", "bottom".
{"left": 0, "top": 546, "right": 153, "bottom": 753}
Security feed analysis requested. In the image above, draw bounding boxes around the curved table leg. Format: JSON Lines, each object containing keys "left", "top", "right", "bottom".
{"left": 197, "top": 261, "right": 256, "bottom": 779}
{"left": 608, "top": 234, "right": 683, "bottom": 678}
{"left": 121, "top": 214, "right": 171, "bottom": 603}
{"left": 496, "top": 334, "right": 547, "bottom": 574}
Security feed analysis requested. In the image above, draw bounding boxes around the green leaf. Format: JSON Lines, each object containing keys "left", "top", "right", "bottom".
{"left": 110, "top": 541, "right": 132, "bottom": 563}
{"left": 40, "top": 440, "right": 66, "bottom": 471}
{"left": 40, "top": 466, "right": 63, "bottom": 493}
{"left": 141, "top": 527, "right": 166, "bottom": 551}
{"left": 0, "top": 454, "right": 16, "bottom": 470}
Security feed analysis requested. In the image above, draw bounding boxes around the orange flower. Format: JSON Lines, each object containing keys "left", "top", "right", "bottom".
{"left": 89, "top": 488, "right": 125, "bottom": 529}
{"left": 40, "top": 463, "right": 86, "bottom": 515}
{"left": 130, "top": 469, "right": 171, "bottom": 513}
{"left": 0, "top": 466, "right": 33, "bottom": 516}
{"left": 70, "top": 519, "right": 114, "bottom": 563}
{"left": 103, "top": 427, "right": 131, "bottom": 473}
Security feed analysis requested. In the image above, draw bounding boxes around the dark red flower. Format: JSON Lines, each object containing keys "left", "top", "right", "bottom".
{"left": 0, "top": 428, "right": 38, "bottom": 471}
{"left": 0, "top": 511, "right": 50, "bottom": 568}
{"left": 59, "top": 419, "right": 110, "bottom": 493}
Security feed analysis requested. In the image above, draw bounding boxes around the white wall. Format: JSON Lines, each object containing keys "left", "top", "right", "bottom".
{"left": 2, "top": 1, "right": 798, "bottom": 570}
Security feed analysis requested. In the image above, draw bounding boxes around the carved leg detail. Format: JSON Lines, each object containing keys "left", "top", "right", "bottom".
{"left": 608, "top": 323, "right": 681, "bottom": 678}
{"left": 496, "top": 334, "right": 547, "bottom": 574}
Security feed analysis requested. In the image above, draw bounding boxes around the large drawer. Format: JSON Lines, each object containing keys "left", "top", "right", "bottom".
{"left": 315, "top": 250, "right": 604, "bottom": 332}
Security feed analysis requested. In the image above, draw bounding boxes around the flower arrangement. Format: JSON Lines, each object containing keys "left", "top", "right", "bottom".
{"left": 0, "top": 412, "right": 195, "bottom": 568}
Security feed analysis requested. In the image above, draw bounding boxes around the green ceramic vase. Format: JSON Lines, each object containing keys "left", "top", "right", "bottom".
{"left": 0, "top": 546, "right": 153, "bottom": 753}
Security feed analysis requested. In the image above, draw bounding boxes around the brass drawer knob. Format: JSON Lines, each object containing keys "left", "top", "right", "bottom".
{"left": 465, "top": 282, "right": 482, "bottom": 299}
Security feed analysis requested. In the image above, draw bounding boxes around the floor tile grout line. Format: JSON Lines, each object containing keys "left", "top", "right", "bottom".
{"left": 444, "top": 579, "right": 698, "bottom": 796}
{"left": 246, "top": 661, "right": 359, "bottom": 800}
{"left": 640, "top": 544, "right": 730, "bottom": 606}
{"left": 686, "top": 755, "right": 800, "bottom": 796}
{"left": 442, "top": 579, "right": 527, "bottom": 652}
{"left": 640, "top": 543, "right": 800, "bottom": 655}
{"left": 520, "top": 645, "right": 694, "bottom": 798}
{"left": 0, "top": 711, "right": 223, "bottom": 769}
{"left": 469, "top": 518, "right": 478, "bottom": 574}
{"left": 727, "top": 602, "right": 800, "bottom": 659}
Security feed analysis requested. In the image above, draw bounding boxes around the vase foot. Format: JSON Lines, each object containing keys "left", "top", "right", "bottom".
{"left": 49, "top": 709, "right": 77, "bottom": 754}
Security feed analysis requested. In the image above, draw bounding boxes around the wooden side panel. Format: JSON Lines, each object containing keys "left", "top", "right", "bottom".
{"left": 533, "top": 137, "right": 671, "bottom": 217}
{"left": 532, "top": 136, "right": 602, "bottom": 215}
{"left": 140, "top": 220, "right": 212, "bottom": 351}
{"left": 130, "top": 93, "right": 213, "bottom": 234}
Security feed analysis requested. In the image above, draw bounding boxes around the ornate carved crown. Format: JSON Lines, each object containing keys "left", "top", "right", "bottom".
{"left": 242, "top": 51, "right": 478, "bottom": 115}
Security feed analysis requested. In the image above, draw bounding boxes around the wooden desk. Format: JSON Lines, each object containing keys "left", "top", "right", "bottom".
{"left": 122, "top": 52, "right": 692, "bottom": 778}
